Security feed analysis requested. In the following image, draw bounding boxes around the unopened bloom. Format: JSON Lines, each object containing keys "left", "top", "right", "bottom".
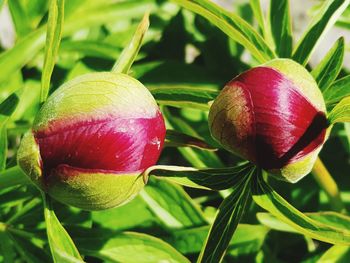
{"left": 18, "top": 72, "right": 166, "bottom": 210}
{"left": 209, "top": 59, "right": 328, "bottom": 182}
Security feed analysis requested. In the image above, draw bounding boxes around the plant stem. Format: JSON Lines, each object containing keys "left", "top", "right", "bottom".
{"left": 0, "top": 166, "right": 29, "bottom": 189}
{"left": 312, "top": 157, "right": 345, "bottom": 213}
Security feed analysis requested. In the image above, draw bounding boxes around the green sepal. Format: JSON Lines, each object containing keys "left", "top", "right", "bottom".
{"left": 17, "top": 131, "right": 43, "bottom": 188}
{"left": 47, "top": 165, "right": 145, "bottom": 210}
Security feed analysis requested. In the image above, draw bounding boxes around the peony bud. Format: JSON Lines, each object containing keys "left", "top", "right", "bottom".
{"left": 209, "top": 59, "right": 328, "bottom": 183}
{"left": 18, "top": 72, "right": 166, "bottom": 210}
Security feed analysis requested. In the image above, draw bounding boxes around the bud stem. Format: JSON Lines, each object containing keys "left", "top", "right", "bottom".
{"left": 312, "top": 157, "right": 346, "bottom": 213}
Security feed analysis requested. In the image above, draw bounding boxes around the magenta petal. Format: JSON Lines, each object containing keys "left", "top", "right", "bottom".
{"left": 227, "top": 67, "right": 328, "bottom": 169}
{"left": 35, "top": 111, "right": 166, "bottom": 176}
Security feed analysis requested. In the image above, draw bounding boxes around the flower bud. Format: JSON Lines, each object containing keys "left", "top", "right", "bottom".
{"left": 209, "top": 59, "right": 328, "bottom": 183}
{"left": 18, "top": 72, "right": 166, "bottom": 210}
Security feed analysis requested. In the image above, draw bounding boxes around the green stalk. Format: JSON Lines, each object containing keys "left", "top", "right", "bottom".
{"left": 312, "top": 157, "right": 345, "bottom": 213}
{"left": 0, "top": 166, "right": 29, "bottom": 189}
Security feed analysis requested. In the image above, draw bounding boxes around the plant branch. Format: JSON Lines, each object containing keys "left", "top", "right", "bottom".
{"left": 312, "top": 157, "right": 346, "bottom": 213}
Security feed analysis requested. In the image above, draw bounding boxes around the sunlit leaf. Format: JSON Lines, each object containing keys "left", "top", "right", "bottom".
{"left": 42, "top": 194, "right": 83, "bottom": 262}
{"left": 112, "top": 12, "right": 149, "bottom": 74}
{"left": 172, "top": 0, "right": 276, "bottom": 63}
{"left": 329, "top": 96, "right": 350, "bottom": 123}
{"left": 73, "top": 228, "right": 190, "bottom": 263}
{"left": 249, "top": 0, "right": 267, "bottom": 38}
{"left": 165, "top": 224, "right": 268, "bottom": 255}
{"left": 252, "top": 170, "right": 350, "bottom": 245}
{"left": 40, "top": 0, "right": 65, "bottom": 102}
{"left": 269, "top": 0, "right": 293, "bottom": 57}
{"left": 293, "top": 0, "right": 350, "bottom": 65}
{"left": 324, "top": 75, "right": 350, "bottom": 108}
{"left": 149, "top": 84, "right": 218, "bottom": 110}
{"left": 140, "top": 178, "right": 206, "bottom": 228}
{"left": 312, "top": 37, "right": 344, "bottom": 91}
{"left": 319, "top": 245, "right": 350, "bottom": 262}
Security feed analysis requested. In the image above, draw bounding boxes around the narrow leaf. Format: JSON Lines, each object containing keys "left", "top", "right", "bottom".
{"left": 41, "top": 0, "right": 65, "bottom": 102}
{"left": 0, "top": 120, "right": 8, "bottom": 171}
{"left": 149, "top": 84, "right": 218, "bottom": 110}
{"left": 249, "top": 0, "right": 266, "bottom": 36}
{"left": 269, "top": 0, "right": 293, "bottom": 57}
{"left": 172, "top": 0, "right": 276, "bottom": 63}
{"left": 293, "top": 0, "right": 350, "bottom": 65}
{"left": 0, "top": 93, "right": 19, "bottom": 170}
{"left": 319, "top": 245, "right": 350, "bottom": 262}
{"left": 165, "top": 129, "right": 216, "bottom": 150}
{"left": 324, "top": 75, "right": 350, "bottom": 107}
{"left": 328, "top": 96, "right": 350, "bottom": 123}
{"left": 145, "top": 162, "right": 253, "bottom": 191}
{"left": 312, "top": 37, "right": 345, "bottom": 91}
{"left": 112, "top": 12, "right": 149, "bottom": 74}
{"left": 198, "top": 167, "right": 254, "bottom": 262}
{"left": 42, "top": 194, "right": 83, "bottom": 262}
{"left": 8, "top": 0, "right": 31, "bottom": 37}
{"left": 0, "top": 93, "right": 19, "bottom": 116}
{"left": 252, "top": 171, "right": 350, "bottom": 245}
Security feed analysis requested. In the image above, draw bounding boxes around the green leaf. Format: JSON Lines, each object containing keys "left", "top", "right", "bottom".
{"left": 112, "top": 12, "right": 149, "bottom": 74}
{"left": 307, "top": 211, "right": 350, "bottom": 229}
{"left": 172, "top": 0, "right": 276, "bottom": 63}
{"left": 40, "top": 0, "right": 65, "bottom": 102}
{"left": 249, "top": 0, "right": 266, "bottom": 36}
{"left": 0, "top": 93, "right": 20, "bottom": 116}
{"left": 42, "top": 194, "right": 83, "bottom": 263}
{"left": 0, "top": 120, "right": 7, "bottom": 171}
{"left": 73, "top": 228, "right": 190, "bottom": 263}
{"left": 312, "top": 37, "right": 345, "bottom": 91}
{"left": 7, "top": 231, "right": 50, "bottom": 263}
{"left": 0, "top": 166, "right": 29, "bottom": 189}
{"left": 0, "top": 93, "right": 19, "bottom": 170}
{"left": 8, "top": 0, "right": 32, "bottom": 38}
{"left": 0, "top": 29, "right": 46, "bottom": 85}
{"left": 92, "top": 196, "right": 157, "bottom": 231}
{"left": 198, "top": 167, "right": 254, "bottom": 262}
{"left": 252, "top": 170, "right": 350, "bottom": 245}
{"left": 146, "top": 162, "right": 254, "bottom": 191}
{"left": 0, "top": 229, "right": 16, "bottom": 263}
{"left": 324, "top": 75, "right": 350, "bottom": 107}
{"left": 257, "top": 213, "right": 298, "bottom": 233}
{"left": 165, "top": 129, "right": 216, "bottom": 150}
{"left": 60, "top": 40, "right": 122, "bottom": 60}
{"left": 165, "top": 224, "right": 268, "bottom": 255}
{"left": 329, "top": 96, "right": 350, "bottom": 123}
{"left": 149, "top": 84, "right": 218, "bottom": 110}
{"left": 319, "top": 245, "right": 350, "bottom": 262}
{"left": 292, "top": 0, "right": 350, "bottom": 65}
{"left": 269, "top": 0, "right": 292, "bottom": 57}
{"left": 163, "top": 107, "right": 223, "bottom": 168}
{"left": 140, "top": 178, "right": 206, "bottom": 228}
{"left": 0, "top": 0, "right": 154, "bottom": 85}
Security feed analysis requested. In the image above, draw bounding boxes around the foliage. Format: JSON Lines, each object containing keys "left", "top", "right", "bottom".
{"left": 1, "top": 0, "right": 350, "bottom": 262}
